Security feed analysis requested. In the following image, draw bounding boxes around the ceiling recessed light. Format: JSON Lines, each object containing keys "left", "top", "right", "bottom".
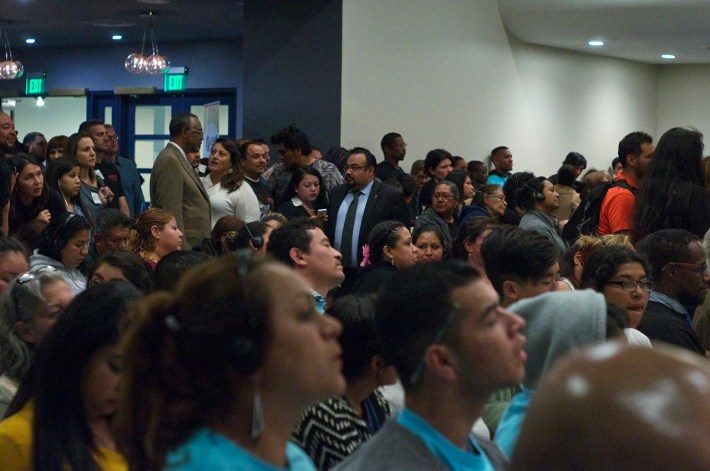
{"left": 588, "top": 40, "right": 604, "bottom": 47}
{"left": 112, "top": 35, "right": 123, "bottom": 40}
{"left": 661, "top": 54, "right": 676, "bottom": 60}
{"left": 25, "top": 38, "right": 35, "bottom": 44}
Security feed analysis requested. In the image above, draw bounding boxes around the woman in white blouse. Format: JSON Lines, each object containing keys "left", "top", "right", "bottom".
{"left": 202, "top": 138, "right": 260, "bottom": 228}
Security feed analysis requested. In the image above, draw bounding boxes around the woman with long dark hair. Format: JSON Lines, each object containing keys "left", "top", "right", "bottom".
{"left": 64, "top": 132, "right": 116, "bottom": 224}
{"left": 46, "top": 157, "right": 94, "bottom": 227}
{"left": 278, "top": 167, "right": 328, "bottom": 222}
{"left": 0, "top": 282, "right": 140, "bottom": 470}
{"left": 202, "top": 137, "right": 260, "bottom": 228}
{"left": 631, "top": 127, "right": 709, "bottom": 242}
{"left": 8, "top": 154, "right": 66, "bottom": 236}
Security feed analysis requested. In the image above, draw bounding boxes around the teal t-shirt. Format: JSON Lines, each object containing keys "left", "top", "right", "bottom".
{"left": 396, "top": 408, "right": 496, "bottom": 471}
{"left": 164, "top": 427, "right": 316, "bottom": 471}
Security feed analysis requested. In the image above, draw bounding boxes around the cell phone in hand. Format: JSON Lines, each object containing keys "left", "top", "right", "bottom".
{"left": 317, "top": 209, "right": 327, "bottom": 216}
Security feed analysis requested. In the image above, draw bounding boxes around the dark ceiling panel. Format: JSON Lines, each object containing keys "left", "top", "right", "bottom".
{"left": 2, "top": 0, "right": 242, "bottom": 50}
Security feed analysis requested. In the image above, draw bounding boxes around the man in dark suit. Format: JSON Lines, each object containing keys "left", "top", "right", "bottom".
{"left": 150, "top": 112, "right": 210, "bottom": 249}
{"left": 636, "top": 229, "right": 709, "bottom": 355}
{"left": 326, "top": 147, "right": 410, "bottom": 292}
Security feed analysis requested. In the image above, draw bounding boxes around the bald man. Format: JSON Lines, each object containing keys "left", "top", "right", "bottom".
{"left": 511, "top": 343, "right": 710, "bottom": 471}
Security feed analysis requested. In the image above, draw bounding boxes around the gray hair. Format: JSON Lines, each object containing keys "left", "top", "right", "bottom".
{"left": 0, "top": 272, "right": 67, "bottom": 379}
{"left": 435, "top": 180, "right": 460, "bottom": 199}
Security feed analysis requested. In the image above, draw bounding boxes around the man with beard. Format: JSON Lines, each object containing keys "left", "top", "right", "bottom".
{"left": 375, "top": 132, "right": 407, "bottom": 182}
{"left": 326, "top": 147, "right": 409, "bottom": 293}
{"left": 597, "top": 131, "right": 653, "bottom": 235}
{"left": 150, "top": 112, "right": 210, "bottom": 249}
{"left": 0, "top": 112, "right": 26, "bottom": 160}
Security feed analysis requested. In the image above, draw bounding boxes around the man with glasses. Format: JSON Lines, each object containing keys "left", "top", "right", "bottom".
{"left": 414, "top": 181, "right": 460, "bottom": 252}
{"left": 150, "top": 112, "right": 210, "bottom": 249}
{"left": 102, "top": 124, "right": 145, "bottom": 219}
{"left": 82, "top": 208, "right": 132, "bottom": 272}
{"left": 335, "top": 262, "right": 523, "bottom": 471}
{"left": 636, "top": 229, "right": 708, "bottom": 355}
{"left": 326, "top": 147, "right": 409, "bottom": 293}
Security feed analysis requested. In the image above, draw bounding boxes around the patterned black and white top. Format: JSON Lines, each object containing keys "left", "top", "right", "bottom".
{"left": 291, "top": 390, "right": 391, "bottom": 470}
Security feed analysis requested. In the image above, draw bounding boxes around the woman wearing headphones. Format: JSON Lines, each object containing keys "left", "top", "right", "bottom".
{"left": 116, "top": 254, "right": 345, "bottom": 470}
{"left": 28, "top": 213, "right": 91, "bottom": 294}
{"left": 518, "top": 176, "right": 566, "bottom": 253}
{"left": 132, "top": 208, "right": 184, "bottom": 270}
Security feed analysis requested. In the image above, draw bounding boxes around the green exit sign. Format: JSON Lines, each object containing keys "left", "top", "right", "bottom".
{"left": 25, "top": 73, "right": 46, "bottom": 96}
{"left": 164, "top": 67, "right": 188, "bottom": 92}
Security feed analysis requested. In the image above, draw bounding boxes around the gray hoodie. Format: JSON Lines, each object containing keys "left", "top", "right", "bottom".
{"left": 510, "top": 289, "right": 607, "bottom": 390}
{"left": 29, "top": 252, "right": 87, "bottom": 295}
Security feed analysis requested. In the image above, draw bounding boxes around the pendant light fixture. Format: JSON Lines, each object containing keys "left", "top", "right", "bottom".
{"left": 124, "top": 12, "right": 168, "bottom": 75}
{"left": 0, "top": 22, "right": 23, "bottom": 80}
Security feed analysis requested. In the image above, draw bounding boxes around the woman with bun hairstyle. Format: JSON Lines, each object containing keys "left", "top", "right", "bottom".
{"left": 352, "top": 221, "right": 418, "bottom": 294}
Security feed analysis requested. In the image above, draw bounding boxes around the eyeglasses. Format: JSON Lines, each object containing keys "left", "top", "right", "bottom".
{"left": 485, "top": 194, "right": 505, "bottom": 202}
{"left": 343, "top": 164, "right": 371, "bottom": 172}
{"left": 606, "top": 279, "right": 653, "bottom": 292}
{"left": 11, "top": 269, "right": 57, "bottom": 321}
{"left": 107, "top": 135, "right": 119, "bottom": 142}
{"left": 664, "top": 261, "right": 710, "bottom": 276}
{"left": 187, "top": 128, "right": 204, "bottom": 136}
{"left": 16, "top": 272, "right": 37, "bottom": 286}
{"left": 432, "top": 193, "right": 455, "bottom": 201}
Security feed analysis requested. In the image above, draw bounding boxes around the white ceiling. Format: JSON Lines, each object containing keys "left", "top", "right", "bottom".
{"left": 498, "top": 0, "right": 710, "bottom": 64}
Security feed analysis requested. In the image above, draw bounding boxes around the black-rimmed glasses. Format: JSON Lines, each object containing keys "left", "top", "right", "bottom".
{"left": 606, "top": 279, "right": 653, "bottom": 292}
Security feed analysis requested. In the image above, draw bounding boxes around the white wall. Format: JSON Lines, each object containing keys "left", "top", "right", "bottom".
{"left": 657, "top": 64, "right": 710, "bottom": 141}
{"left": 4, "top": 96, "right": 87, "bottom": 141}
{"left": 341, "top": 0, "right": 659, "bottom": 177}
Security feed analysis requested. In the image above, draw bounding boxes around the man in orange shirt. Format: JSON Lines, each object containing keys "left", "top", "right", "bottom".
{"left": 597, "top": 132, "right": 654, "bottom": 235}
